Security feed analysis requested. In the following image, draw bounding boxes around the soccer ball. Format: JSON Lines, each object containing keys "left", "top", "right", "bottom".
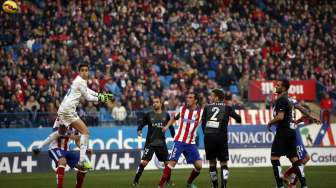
{"left": 2, "top": 0, "right": 18, "bottom": 14}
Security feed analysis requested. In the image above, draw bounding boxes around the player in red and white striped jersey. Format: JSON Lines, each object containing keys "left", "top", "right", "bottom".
{"left": 33, "top": 118, "right": 91, "bottom": 188}
{"left": 158, "top": 92, "right": 203, "bottom": 188}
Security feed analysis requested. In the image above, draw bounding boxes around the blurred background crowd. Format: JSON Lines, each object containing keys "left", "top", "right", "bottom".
{"left": 0, "top": 0, "right": 335, "bottom": 128}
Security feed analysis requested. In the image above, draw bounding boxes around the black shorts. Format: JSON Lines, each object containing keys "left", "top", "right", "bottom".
{"left": 271, "top": 128, "right": 297, "bottom": 158}
{"left": 141, "top": 145, "right": 169, "bottom": 162}
{"left": 204, "top": 133, "right": 229, "bottom": 161}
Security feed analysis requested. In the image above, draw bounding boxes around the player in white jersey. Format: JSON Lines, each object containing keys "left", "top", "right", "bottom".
{"left": 33, "top": 118, "right": 91, "bottom": 188}
{"left": 57, "top": 63, "right": 113, "bottom": 170}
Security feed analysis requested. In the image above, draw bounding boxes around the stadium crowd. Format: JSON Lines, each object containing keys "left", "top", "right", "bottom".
{"left": 0, "top": 0, "right": 335, "bottom": 127}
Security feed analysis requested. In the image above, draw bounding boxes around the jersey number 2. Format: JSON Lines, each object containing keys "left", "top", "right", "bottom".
{"left": 210, "top": 107, "right": 220, "bottom": 121}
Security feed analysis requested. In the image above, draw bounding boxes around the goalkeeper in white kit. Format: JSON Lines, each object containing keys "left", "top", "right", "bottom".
{"left": 56, "top": 63, "right": 113, "bottom": 170}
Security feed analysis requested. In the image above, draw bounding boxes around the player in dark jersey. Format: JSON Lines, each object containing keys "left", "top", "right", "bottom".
{"left": 201, "top": 89, "right": 241, "bottom": 188}
{"left": 132, "top": 96, "right": 175, "bottom": 187}
{"left": 268, "top": 79, "right": 307, "bottom": 188}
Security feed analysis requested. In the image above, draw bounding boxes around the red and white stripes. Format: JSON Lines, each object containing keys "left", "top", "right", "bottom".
{"left": 174, "top": 106, "right": 203, "bottom": 144}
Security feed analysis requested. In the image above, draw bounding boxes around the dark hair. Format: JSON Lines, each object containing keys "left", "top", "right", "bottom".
{"left": 212, "top": 88, "right": 225, "bottom": 101}
{"left": 279, "top": 78, "right": 290, "bottom": 91}
{"left": 152, "top": 95, "right": 162, "bottom": 102}
{"left": 78, "top": 63, "right": 89, "bottom": 71}
{"left": 188, "top": 91, "right": 200, "bottom": 104}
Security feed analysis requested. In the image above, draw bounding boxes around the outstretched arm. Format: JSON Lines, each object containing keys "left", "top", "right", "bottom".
{"left": 37, "top": 131, "right": 60, "bottom": 149}
{"left": 228, "top": 107, "right": 241, "bottom": 123}
{"left": 78, "top": 83, "right": 99, "bottom": 102}
{"left": 33, "top": 131, "right": 60, "bottom": 155}
{"left": 294, "top": 104, "right": 321, "bottom": 124}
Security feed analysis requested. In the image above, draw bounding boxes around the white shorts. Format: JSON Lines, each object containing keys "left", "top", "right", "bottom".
{"left": 57, "top": 112, "right": 80, "bottom": 127}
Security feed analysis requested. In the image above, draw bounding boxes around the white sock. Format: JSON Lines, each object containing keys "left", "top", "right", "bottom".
{"left": 79, "top": 135, "right": 89, "bottom": 162}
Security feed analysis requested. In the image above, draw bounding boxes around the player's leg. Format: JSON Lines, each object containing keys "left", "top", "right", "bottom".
{"left": 156, "top": 145, "right": 175, "bottom": 186}
{"left": 271, "top": 131, "right": 285, "bottom": 188}
{"left": 289, "top": 156, "right": 307, "bottom": 188}
{"left": 76, "top": 170, "right": 87, "bottom": 188}
{"left": 65, "top": 150, "right": 87, "bottom": 188}
{"left": 205, "top": 136, "right": 219, "bottom": 188}
{"left": 49, "top": 149, "right": 67, "bottom": 188}
{"left": 219, "top": 161, "right": 229, "bottom": 188}
{"left": 185, "top": 144, "right": 202, "bottom": 188}
{"left": 133, "top": 146, "right": 153, "bottom": 185}
{"left": 158, "top": 160, "right": 177, "bottom": 188}
{"left": 289, "top": 154, "right": 310, "bottom": 186}
{"left": 209, "top": 160, "right": 218, "bottom": 188}
{"left": 285, "top": 141, "right": 309, "bottom": 186}
{"left": 133, "top": 160, "right": 149, "bottom": 185}
{"left": 288, "top": 130, "right": 307, "bottom": 188}
{"left": 271, "top": 155, "right": 284, "bottom": 188}
{"left": 69, "top": 119, "right": 91, "bottom": 168}
{"left": 218, "top": 147, "right": 229, "bottom": 188}
{"left": 51, "top": 150, "right": 67, "bottom": 188}
{"left": 57, "top": 158, "right": 67, "bottom": 188}
{"left": 158, "top": 142, "right": 182, "bottom": 188}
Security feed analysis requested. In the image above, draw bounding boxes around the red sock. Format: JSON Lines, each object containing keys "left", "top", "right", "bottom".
{"left": 56, "top": 165, "right": 65, "bottom": 188}
{"left": 284, "top": 167, "right": 296, "bottom": 177}
{"left": 76, "top": 171, "right": 86, "bottom": 188}
{"left": 159, "top": 165, "right": 172, "bottom": 187}
{"left": 165, "top": 164, "right": 171, "bottom": 183}
{"left": 187, "top": 169, "right": 200, "bottom": 184}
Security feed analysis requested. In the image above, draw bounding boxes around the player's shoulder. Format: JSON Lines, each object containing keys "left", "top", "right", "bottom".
{"left": 162, "top": 110, "right": 170, "bottom": 115}
{"left": 73, "top": 75, "right": 86, "bottom": 85}
{"left": 276, "top": 95, "right": 290, "bottom": 103}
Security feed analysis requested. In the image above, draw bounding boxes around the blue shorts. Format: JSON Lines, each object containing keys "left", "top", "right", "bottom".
{"left": 169, "top": 141, "right": 201, "bottom": 164}
{"left": 295, "top": 129, "right": 308, "bottom": 160}
{"left": 48, "top": 148, "right": 80, "bottom": 168}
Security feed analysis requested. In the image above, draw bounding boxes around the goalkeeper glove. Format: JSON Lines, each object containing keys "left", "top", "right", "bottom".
{"left": 98, "top": 93, "right": 114, "bottom": 103}
{"left": 105, "top": 93, "right": 115, "bottom": 101}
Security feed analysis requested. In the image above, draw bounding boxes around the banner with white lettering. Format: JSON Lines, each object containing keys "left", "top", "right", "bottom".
{"left": 248, "top": 80, "right": 316, "bottom": 101}
{"left": 1, "top": 124, "right": 335, "bottom": 152}
{"left": 0, "top": 150, "right": 141, "bottom": 174}
{"left": 145, "top": 147, "right": 336, "bottom": 170}
{"left": 2, "top": 148, "right": 335, "bottom": 173}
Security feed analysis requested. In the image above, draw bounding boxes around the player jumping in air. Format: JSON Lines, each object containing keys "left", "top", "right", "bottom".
{"left": 33, "top": 119, "right": 91, "bottom": 188}
{"left": 158, "top": 92, "right": 203, "bottom": 188}
{"left": 132, "top": 96, "right": 175, "bottom": 187}
{"left": 202, "top": 89, "right": 241, "bottom": 188}
{"left": 268, "top": 78, "right": 307, "bottom": 188}
{"left": 56, "top": 63, "right": 113, "bottom": 170}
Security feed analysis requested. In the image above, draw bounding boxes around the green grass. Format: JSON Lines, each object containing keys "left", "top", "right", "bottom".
{"left": 0, "top": 166, "right": 335, "bottom": 188}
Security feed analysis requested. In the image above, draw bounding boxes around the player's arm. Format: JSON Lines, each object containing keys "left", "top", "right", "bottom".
{"left": 268, "top": 112, "right": 284, "bottom": 126}
{"left": 137, "top": 113, "right": 148, "bottom": 136}
{"left": 162, "top": 112, "right": 179, "bottom": 132}
{"left": 294, "top": 104, "right": 321, "bottom": 124}
{"left": 78, "top": 81, "right": 114, "bottom": 103}
{"left": 267, "top": 99, "right": 286, "bottom": 131}
{"left": 228, "top": 106, "right": 242, "bottom": 123}
{"left": 167, "top": 113, "right": 175, "bottom": 137}
{"left": 33, "top": 130, "right": 60, "bottom": 155}
{"left": 201, "top": 106, "right": 207, "bottom": 132}
{"left": 78, "top": 82, "right": 99, "bottom": 102}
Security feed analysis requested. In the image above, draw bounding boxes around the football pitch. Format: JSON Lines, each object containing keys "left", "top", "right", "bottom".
{"left": 0, "top": 166, "right": 335, "bottom": 188}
